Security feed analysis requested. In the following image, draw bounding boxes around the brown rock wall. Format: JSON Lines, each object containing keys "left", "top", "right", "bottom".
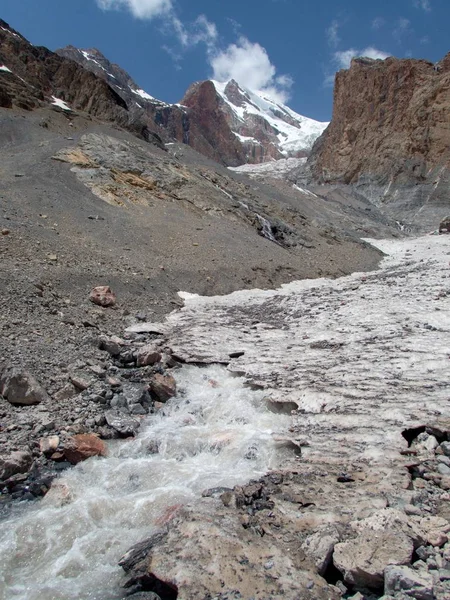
{"left": 310, "top": 54, "right": 450, "bottom": 185}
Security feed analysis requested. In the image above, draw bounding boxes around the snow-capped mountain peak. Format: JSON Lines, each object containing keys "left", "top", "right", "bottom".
{"left": 210, "top": 79, "right": 328, "bottom": 159}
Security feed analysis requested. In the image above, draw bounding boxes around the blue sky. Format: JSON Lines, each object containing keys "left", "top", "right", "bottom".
{"left": 1, "top": 0, "right": 448, "bottom": 121}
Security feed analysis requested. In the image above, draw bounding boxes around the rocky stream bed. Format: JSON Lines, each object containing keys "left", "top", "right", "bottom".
{"left": 0, "top": 233, "right": 450, "bottom": 600}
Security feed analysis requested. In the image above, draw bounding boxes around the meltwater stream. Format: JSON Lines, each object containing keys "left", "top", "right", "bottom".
{"left": 0, "top": 366, "right": 290, "bottom": 600}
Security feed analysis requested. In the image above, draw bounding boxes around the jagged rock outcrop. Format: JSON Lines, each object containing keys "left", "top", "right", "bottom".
{"left": 309, "top": 54, "right": 450, "bottom": 185}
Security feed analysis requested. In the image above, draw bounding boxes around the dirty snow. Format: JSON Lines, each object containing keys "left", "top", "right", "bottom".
{"left": 167, "top": 234, "right": 450, "bottom": 470}
{"left": 230, "top": 157, "right": 306, "bottom": 179}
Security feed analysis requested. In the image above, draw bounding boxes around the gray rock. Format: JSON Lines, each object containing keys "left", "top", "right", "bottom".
{"left": 110, "top": 395, "right": 128, "bottom": 410}
{"left": 129, "top": 403, "right": 148, "bottom": 415}
{"left": 99, "top": 335, "right": 123, "bottom": 356}
{"left": 384, "top": 565, "right": 434, "bottom": 599}
{"left": 440, "top": 442, "right": 450, "bottom": 458}
{"left": 301, "top": 526, "right": 341, "bottom": 576}
{"left": 104, "top": 410, "right": 140, "bottom": 436}
{"left": 0, "top": 366, "right": 49, "bottom": 405}
{"left": 122, "top": 383, "right": 151, "bottom": 409}
{"left": 334, "top": 530, "right": 413, "bottom": 589}
{"left": 437, "top": 463, "right": 450, "bottom": 475}
{"left": 0, "top": 450, "right": 33, "bottom": 480}
{"left": 119, "top": 529, "right": 168, "bottom": 590}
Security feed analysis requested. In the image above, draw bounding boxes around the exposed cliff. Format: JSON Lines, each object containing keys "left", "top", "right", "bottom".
{"left": 309, "top": 54, "right": 450, "bottom": 184}
{"left": 307, "top": 54, "right": 450, "bottom": 228}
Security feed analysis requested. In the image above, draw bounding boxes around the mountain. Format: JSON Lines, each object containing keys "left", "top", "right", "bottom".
{"left": 56, "top": 46, "right": 327, "bottom": 167}
{"left": 306, "top": 54, "right": 450, "bottom": 227}
{"left": 180, "top": 79, "right": 328, "bottom": 164}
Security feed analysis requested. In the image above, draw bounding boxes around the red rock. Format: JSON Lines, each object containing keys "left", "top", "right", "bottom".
{"left": 63, "top": 433, "right": 108, "bottom": 464}
{"left": 136, "top": 344, "right": 161, "bottom": 367}
{"left": 150, "top": 373, "right": 176, "bottom": 402}
{"left": 89, "top": 286, "right": 116, "bottom": 307}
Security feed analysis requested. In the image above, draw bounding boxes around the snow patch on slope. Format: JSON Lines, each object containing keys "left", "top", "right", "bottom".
{"left": 51, "top": 96, "right": 72, "bottom": 111}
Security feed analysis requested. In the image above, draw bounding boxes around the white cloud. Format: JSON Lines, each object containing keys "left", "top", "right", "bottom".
{"left": 326, "top": 20, "right": 340, "bottom": 48}
{"left": 393, "top": 17, "right": 412, "bottom": 43}
{"left": 170, "top": 14, "right": 217, "bottom": 50}
{"left": 97, "top": 1, "right": 216, "bottom": 52}
{"left": 96, "top": 0, "right": 172, "bottom": 20}
{"left": 413, "top": 0, "right": 431, "bottom": 11}
{"left": 325, "top": 46, "right": 391, "bottom": 82}
{"left": 209, "top": 37, "right": 293, "bottom": 104}
{"left": 371, "top": 17, "right": 384, "bottom": 30}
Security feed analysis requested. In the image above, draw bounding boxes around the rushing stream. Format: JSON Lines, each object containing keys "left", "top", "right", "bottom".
{"left": 0, "top": 365, "right": 290, "bottom": 600}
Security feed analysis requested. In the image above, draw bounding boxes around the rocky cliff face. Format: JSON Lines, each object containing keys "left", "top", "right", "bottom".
{"left": 307, "top": 54, "right": 450, "bottom": 228}
{"left": 309, "top": 54, "right": 450, "bottom": 185}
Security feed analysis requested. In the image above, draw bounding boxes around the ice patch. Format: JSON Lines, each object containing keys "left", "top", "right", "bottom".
{"left": 230, "top": 157, "right": 306, "bottom": 179}
{"left": 293, "top": 184, "right": 318, "bottom": 198}
{"left": 51, "top": 96, "right": 72, "bottom": 111}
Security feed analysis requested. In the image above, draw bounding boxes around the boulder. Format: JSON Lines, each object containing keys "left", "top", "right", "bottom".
{"left": 39, "top": 435, "right": 60, "bottom": 456}
{"left": 0, "top": 450, "right": 33, "bottom": 480}
{"left": 333, "top": 530, "right": 413, "bottom": 589}
{"left": 136, "top": 344, "right": 162, "bottom": 367}
{"left": 99, "top": 335, "right": 124, "bottom": 356}
{"left": 69, "top": 374, "right": 92, "bottom": 391}
{"left": 105, "top": 410, "right": 140, "bottom": 436}
{"left": 301, "top": 526, "right": 341, "bottom": 575}
{"left": 150, "top": 373, "right": 176, "bottom": 402}
{"left": 0, "top": 366, "right": 49, "bottom": 405}
{"left": 63, "top": 434, "right": 107, "bottom": 464}
{"left": 89, "top": 285, "right": 116, "bottom": 307}
{"left": 384, "top": 565, "right": 434, "bottom": 599}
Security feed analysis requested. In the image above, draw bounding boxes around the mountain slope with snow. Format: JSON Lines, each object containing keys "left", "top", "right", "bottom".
{"left": 181, "top": 78, "right": 328, "bottom": 164}
{"left": 212, "top": 79, "right": 328, "bottom": 158}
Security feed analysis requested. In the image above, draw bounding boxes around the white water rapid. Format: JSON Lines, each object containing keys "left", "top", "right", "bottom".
{"left": 0, "top": 366, "right": 290, "bottom": 600}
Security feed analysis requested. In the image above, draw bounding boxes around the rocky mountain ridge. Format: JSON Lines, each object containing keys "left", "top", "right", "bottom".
{"left": 56, "top": 45, "right": 327, "bottom": 166}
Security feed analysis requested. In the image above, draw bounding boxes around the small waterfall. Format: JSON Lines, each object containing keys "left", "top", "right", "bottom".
{"left": 256, "top": 213, "right": 279, "bottom": 244}
{"left": 0, "top": 365, "right": 290, "bottom": 600}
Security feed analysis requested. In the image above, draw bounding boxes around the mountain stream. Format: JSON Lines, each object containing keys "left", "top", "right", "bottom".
{"left": 0, "top": 366, "right": 290, "bottom": 600}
